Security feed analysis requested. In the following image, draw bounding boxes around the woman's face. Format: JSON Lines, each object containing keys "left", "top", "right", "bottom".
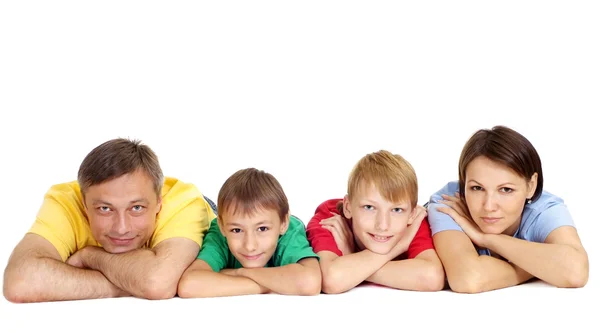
{"left": 464, "top": 156, "right": 537, "bottom": 236}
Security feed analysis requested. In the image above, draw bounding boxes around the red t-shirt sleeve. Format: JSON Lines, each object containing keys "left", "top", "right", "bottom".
{"left": 406, "top": 217, "right": 435, "bottom": 259}
{"left": 306, "top": 199, "right": 343, "bottom": 256}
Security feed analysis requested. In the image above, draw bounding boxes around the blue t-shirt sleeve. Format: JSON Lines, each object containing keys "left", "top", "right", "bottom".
{"left": 525, "top": 203, "right": 576, "bottom": 243}
{"left": 426, "top": 181, "right": 464, "bottom": 235}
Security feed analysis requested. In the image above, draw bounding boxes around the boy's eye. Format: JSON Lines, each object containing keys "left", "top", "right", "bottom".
{"left": 363, "top": 205, "right": 374, "bottom": 210}
{"left": 258, "top": 226, "right": 269, "bottom": 232}
{"left": 230, "top": 228, "right": 242, "bottom": 233}
{"left": 392, "top": 208, "right": 403, "bottom": 213}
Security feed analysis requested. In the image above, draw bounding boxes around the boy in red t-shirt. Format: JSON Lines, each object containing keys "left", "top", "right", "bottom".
{"left": 306, "top": 150, "right": 445, "bottom": 294}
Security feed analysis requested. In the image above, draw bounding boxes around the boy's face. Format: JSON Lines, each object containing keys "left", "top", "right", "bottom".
{"left": 218, "top": 207, "right": 289, "bottom": 268}
{"left": 343, "top": 181, "right": 414, "bottom": 255}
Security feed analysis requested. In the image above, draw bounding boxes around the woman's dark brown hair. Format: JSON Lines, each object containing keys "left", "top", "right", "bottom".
{"left": 458, "top": 125, "right": 543, "bottom": 202}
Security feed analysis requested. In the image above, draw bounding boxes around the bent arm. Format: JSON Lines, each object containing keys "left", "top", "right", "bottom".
{"left": 484, "top": 226, "right": 588, "bottom": 288}
{"left": 434, "top": 231, "right": 534, "bottom": 293}
{"left": 238, "top": 257, "right": 321, "bottom": 296}
{"left": 366, "top": 249, "right": 445, "bottom": 291}
{"left": 177, "top": 260, "right": 268, "bottom": 298}
{"left": 3, "top": 234, "right": 125, "bottom": 303}
{"left": 82, "top": 237, "right": 199, "bottom": 300}
{"left": 317, "top": 250, "right": 390, "bottom": 294}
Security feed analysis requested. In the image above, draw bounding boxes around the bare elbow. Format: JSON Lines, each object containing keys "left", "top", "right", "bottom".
{"left": 447, "top": 272, "right": 484, "bottom": 294}
{"left": 419, "top": 264, "right": 446, "bottom": 291}
{"left": 563, "top": 261, "right": 589, "bottom": 288}
{"left": 176, "top": 273, "right": 199, "bottom": 298}
{"left": 296, "top": 270, "right": 322, "bottom": 296}
{"left": 140, "top": 275, "right": 177, "bottom": 300}
{"left": 3, "top": 273, "right": 34, "bottom": 303}
{"left": 320, "top": 269, "right": 347, "bottom": 295}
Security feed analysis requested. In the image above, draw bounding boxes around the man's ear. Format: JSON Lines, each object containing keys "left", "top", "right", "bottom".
{"left": 342, "top": 195, "right": 352, "bottom": 219}
{"left": 279, "top": 213, "right": 290, "bottom": 235}
{"left": 156, "top": 196, "right": 163, "bottom": 215}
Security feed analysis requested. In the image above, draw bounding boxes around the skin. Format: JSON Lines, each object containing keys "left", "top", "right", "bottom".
{"left": 178, "top": 207, "right": 321, "bottom": 298}
{"left": 316, "top": 181, "right": 445, "bottom": 294}
{"left": 3, "top": 169, "right": 200, "bottom": 302}
{"left": 434, "top": 156, "right": 589, "bottom": 293}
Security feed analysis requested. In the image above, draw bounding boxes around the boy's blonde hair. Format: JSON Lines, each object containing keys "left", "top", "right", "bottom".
{"left": 347, "top": 150, "right": 418, "bottom": 207}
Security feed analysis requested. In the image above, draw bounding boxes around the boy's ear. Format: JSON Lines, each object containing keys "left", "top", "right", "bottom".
{"left": 342, "top": 195, "right": 352, "bottom": 219}
{"left": 217, "top": 216, "right": 226, "bottom": 235}
{"left": 407, "top": 205, "right": 417, "bottom": 226}
{"left": 279, "top": 213, "right": 290, "bottom": 235}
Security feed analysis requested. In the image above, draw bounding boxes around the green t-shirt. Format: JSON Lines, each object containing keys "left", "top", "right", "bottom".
{"left": 197, "top": 215, "right": 319, "bottom": 272}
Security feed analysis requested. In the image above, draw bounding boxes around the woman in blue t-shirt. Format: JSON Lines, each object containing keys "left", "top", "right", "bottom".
{"left": 426, "top": 125, "right": 589, "bottom": 293}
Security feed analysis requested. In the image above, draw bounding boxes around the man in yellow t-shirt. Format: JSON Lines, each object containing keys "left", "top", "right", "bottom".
{"left": 3, "top": 138, "right": 215, "bottom": 303}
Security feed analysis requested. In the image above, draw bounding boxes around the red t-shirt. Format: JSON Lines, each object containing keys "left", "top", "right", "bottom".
{"left": 306, "top": 198, "right": 434, "bottom": 259}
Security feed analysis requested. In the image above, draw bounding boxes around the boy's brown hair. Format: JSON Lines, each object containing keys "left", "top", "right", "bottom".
{"left": 347, "top": 150, "right": 418, "bottom": 207}
{"left": 217, "top": 168, "right": 289, "bottom": 222}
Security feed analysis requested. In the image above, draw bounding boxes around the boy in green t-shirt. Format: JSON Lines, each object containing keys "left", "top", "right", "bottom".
{"left": 177, "top": 167, "right": 321, "bottom": 298}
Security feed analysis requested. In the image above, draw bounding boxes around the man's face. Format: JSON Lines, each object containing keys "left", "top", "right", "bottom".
{"left": 84, "top": 170, "right": 162, "bottom": 253}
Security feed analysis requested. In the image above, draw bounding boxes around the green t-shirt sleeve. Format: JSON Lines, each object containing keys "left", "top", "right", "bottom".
{"left": 196, "top": 217, "right": 230, "bottom": 272}
{"left": 274, "top": 216, "right": 320, "bottom": 267}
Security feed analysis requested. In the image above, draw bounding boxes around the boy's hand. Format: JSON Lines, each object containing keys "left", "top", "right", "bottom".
{"left": 387, "top": 211, "right": 424, "bottom": 259}
{"left": 320, "top": 213, "right": 355, "bottom": 255}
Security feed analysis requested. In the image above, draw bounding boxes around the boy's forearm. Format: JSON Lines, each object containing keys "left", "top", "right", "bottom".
{"left": 238, "top": 262, "right": 321, "bottom": 296}
{"left": 366, "top": 257, "right": 444, "bottom": 291}
{"left": 320, "top": 250, "right": 390, "bottom": 294}
{"left": 178, "top": 269, "right": 268, "bottom": 298}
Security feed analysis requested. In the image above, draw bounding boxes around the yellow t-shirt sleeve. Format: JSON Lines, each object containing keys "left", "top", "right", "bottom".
{"left": 150, "top": 184, "right": 215, "bottom": 249}
{"left": 28, "top": 196, "right": 79, "bottom": 262}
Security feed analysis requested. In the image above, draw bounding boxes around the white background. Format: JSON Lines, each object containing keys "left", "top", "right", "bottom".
{"left": 0, "top": 1, "right": 598, "bottom": 332}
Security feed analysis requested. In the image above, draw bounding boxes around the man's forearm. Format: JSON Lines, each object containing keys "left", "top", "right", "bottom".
{"left": 4, "top": 257, "right": 125, "bottom": 303}
{"left": 82, "top": 247, "right": 161, "bottom": 298}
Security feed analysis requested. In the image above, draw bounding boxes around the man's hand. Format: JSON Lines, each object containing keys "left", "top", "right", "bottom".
{"left": 66, "top": 247, "right": 91, "bottom": 269}
{"left": 320, "top": 213, "right": 355, "bottom": 255}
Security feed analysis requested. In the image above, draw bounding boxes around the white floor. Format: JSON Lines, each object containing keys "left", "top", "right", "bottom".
{"left": 1, "top": 279, "right": 597, "bottom": 332}
{"left": 1, "top": 1, "right": 598, "bottom": 332}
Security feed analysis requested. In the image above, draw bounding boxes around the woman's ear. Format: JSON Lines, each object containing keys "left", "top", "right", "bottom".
{"left": 527, "top": 172, "right": 538, "bottom": 200}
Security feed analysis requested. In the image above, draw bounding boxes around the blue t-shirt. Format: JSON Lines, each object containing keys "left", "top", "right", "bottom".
{"left": 425, "top": 181, "right": 576, "bottom": 256}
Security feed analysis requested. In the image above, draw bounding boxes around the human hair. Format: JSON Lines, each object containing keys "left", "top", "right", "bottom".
{"left": 77, "top": 138, "right": 164, "bottom": 197}
{"left": 347, "top": 150, "right": 418, "bottom": 207}
{"left": 458, "top": 125, "right": 543, "bottom": 201}
{"left": 217, "top": 168, "right": 289, "bottom": 222}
